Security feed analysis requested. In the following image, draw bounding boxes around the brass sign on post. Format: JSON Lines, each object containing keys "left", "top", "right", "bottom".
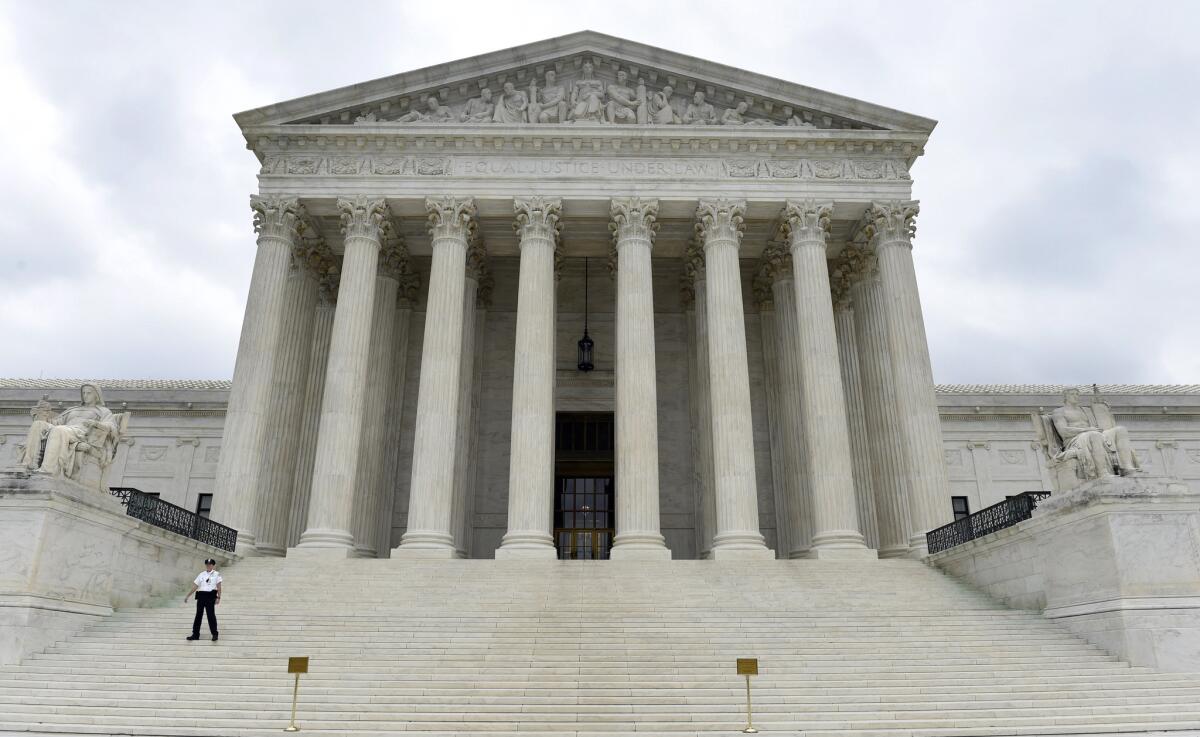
{"left": 284, "top": 657, "right": 309, "bottom": 732}
{"left": 736, "top": 658, "right": 759, "bottom": 733}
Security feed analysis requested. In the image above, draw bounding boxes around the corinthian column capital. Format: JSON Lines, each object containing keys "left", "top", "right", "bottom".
{"left": 695, "top": 198, "right": 746, "bottom": 248}
{"left": 338, "top": 196, "right": 390, "bottom": 242}
{"left": 250, "top": 195, "right": 305, "bottom": 243}
{"left": 610, "top": 197, "right": 659, "bottom": 248}
{"left": 465, "top": 240, "right": 490, "bottom": 281}
{"left": 513, "top": 196, "right": 563, "bottom": 243}
{"left": 839, "top": 245, "right": 879, "bottom": 286}
{"left": 425, "top": 196, "right": 477, "bottom": 241}
{"left": 378, "top": 231, "right": 410, "bottom": 282}
{"left": 863, "top": 200, "right": 919, "bottom": 249}
{"left": 781, "top": 199, "right": 833, "bottom": 250}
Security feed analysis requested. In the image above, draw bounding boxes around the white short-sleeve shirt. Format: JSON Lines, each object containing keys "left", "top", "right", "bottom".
{"left": 194, "top": 570, "right": 222, "bottom": 592}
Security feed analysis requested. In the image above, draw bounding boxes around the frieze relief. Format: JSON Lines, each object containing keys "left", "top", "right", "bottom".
{"left": 290, "top": 58, "right": 879, "bottom": 131}
{"left": 261, "top": 154, "right": 910, "bottom": 182}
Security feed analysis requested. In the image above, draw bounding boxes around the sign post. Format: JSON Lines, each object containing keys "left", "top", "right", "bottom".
{"left": 284, "top": 656, "right": 308, "bottom": 732}
{"left": 736, "top": 658, "right": 759, "bottom": 733}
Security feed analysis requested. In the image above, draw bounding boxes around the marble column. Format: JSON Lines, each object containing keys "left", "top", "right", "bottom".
{"left": 830, "top": 264, "right": 880, "bottom": 550}
{"left": 609, "top": 198, "right": 670, "bottom": 560}
{"left": 682, "top": 245, "right": 717, "bottom": 559}
{"left": 350, "top": 235, "right": 407, "bottom": 558}
{"left": 765, "top": 250, "right": 814, "bottom": 558}
{"left": 753, "top": 277, "right": 790, "bottom": 558}
{"left": 254, "top": 236, "right": 326, "bottom": 556}
{"left": 287, "top": 273, "right": 337, "bottom": 548}
{"left": 212, "top": 196, "right": 305, "bottom": 554}
{"left": 782, "top": 200, "right": 872, "bottom": 558}
{"left": 374, "top": 271, "right": 419, "bottom": 557}
{"left": 845, "top": 248, "right": 912, "bottom": 558}
{"left": 296, "top": 196, "right": 389, "bottom": 555}
{"left": 497, "top": 196, "right": 561, "bottom": 559}
{"left": 449, "top": 246, "right": 487, "bottom": 558}
{"left": 866, "top": 201, "right": 953, "bottom": 555}
{"left": 395, "top": 197, "right": 475, "bottom": 558}
{"left": 695, "top": 199, "right": 771, "bottom": 559}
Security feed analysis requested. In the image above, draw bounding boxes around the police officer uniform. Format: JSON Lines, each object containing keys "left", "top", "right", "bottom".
{"left": 186, "top": 559, "right": 221, "bottom": 641}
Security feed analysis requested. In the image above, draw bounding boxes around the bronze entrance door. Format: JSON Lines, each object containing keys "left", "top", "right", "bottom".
{"left": 554, "top": 413, "right": 615, "bottom": 560}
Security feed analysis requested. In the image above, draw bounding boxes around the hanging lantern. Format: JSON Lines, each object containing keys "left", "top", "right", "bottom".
{"left": 577, "top": 257, "right": 595, "bottom": 372}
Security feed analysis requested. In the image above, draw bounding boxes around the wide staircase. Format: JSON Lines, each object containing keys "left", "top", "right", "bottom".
{"left": 2, "top": 558, "right": 1200, "bottom": 737}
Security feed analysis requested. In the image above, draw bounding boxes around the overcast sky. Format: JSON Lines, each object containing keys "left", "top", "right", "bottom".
{"left": 1, "top": 1, "right": 1196, "bottom": 384}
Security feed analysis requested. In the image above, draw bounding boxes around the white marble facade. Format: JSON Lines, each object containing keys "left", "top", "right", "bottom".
{"left": 5, "top": 34, "right": 1197, "bottom": 561}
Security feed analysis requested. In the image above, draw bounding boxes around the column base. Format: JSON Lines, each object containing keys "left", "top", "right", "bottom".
{"left": 286, "top": 546, "right": 353, "bottom": 561}
{"left": 233, "top": 533, "right": 260, "bottom": 557}
{"left": 878, "top": 544, "right": 913, "bottom": 559}
{"left": 809, "top": 530, "right": 875, "bottom": 559}
{"left": 353, "top": 545, "right": 378, "bottom": 559}
{"left": 495, "top": 531, "right": 556, "bottom": 559}
{"left": 394, "top": 530, "right": 458, "bottom": 559}
{"left": 295, "top": 527, "right": 355, "bottom": 551}
{"left": 610, "top": 535, "right": 673, "bottom": 561}
{"left": 907, "top": 534, "right": 931, "bottom": 558}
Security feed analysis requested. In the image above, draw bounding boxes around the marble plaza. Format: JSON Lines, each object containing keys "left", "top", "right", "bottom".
{"left": 2, "top": 31, "right": 1199, "bottom": 736}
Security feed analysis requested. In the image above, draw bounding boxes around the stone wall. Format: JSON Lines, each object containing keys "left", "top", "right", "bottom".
{"left": 929, "top": 475, "right": 1200, "bottom": 672}
{"left": 0, "top": 471, "right": 235, "bottom": 664}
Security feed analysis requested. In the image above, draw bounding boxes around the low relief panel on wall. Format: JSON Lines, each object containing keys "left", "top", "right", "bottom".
{"left": 261, "top": 154, "right": 910, "bottom": 182}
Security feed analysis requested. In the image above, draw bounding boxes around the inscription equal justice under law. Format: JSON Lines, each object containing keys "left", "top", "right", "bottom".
{"left": 458, "top": 158, "right": 717, "bottom": 177}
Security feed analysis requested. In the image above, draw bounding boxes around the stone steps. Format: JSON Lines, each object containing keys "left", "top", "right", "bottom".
{"left": 2, "top": 558, "right": 1199, "bottom": 736}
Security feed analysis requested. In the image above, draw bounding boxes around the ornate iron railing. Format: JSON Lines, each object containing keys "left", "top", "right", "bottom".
{"left": 926, "top": 491, "right": 1052, "bottom": 554}
{"left": 109, "top": 487, "right": 238, "bottom": 552}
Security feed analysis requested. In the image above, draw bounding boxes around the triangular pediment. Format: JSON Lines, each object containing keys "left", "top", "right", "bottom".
{"left": 235, "top": 31, "right": 935, "bottom": 134}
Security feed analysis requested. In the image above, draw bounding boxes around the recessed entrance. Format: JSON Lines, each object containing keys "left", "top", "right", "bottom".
{"left": 554, "top": 412, "right": 615, "bottom": 560}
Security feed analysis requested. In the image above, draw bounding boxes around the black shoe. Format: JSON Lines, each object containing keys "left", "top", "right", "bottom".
{"left": 212, "top": 634, "right": 219, "bottom": 641}
{"left": 186, "top": 635, "right": 200, "bottom": 641}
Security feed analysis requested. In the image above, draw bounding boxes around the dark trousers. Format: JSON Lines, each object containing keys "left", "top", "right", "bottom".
{"left": 192, "top": 591, "right": 218, "bottom": 637}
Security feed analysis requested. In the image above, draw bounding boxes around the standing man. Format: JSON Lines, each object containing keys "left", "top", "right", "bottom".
{"left": 184, "top": 558, "right": 222, "bottom": 641}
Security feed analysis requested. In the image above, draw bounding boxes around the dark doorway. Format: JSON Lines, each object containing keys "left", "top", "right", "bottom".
{"left": 554, "top": 412, "right": 615, "bottom": 560}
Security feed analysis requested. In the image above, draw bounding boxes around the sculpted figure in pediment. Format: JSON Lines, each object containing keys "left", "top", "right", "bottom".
{"left": 528, "top": 70, "right": 567, "bottom": 124}
{"left": 460, "top": 88, "right": 495, "bottom": 123}
{"left": 641, "top": 84, "right": 680, "bottom": 124}
{"left": 493, "top": 82, "right": 528, "bottom": 124}
{"left": 605, "top": 70, "right": 639, "bottom": 124}
{"left": 683, "top": 91, "right": 717, "bottom": 125}
{"left": 787, "top": 113, "right": 816, "bottom": 128}
{"left": 721, "top": 101, "right": 777, "bottom": 126}
{"left": 569, "top": 61, "right": 606, "bottom": 123}
{"left": 397, "top": 96, "right": 454, "bottom": 123}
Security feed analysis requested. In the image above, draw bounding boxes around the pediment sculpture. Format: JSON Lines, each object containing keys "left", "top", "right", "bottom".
{"left": 16, "top": 383, "right": 130, "bottom": 492}
{"left": 1031, "top": 387, "right": 1142, "bottom": 493}
{"left": 346, "top": 62, "right": 851, "bottom": 129}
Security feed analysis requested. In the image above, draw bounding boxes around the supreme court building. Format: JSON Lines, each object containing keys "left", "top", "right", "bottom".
{"left": 211, "top": 31, "right": 956, "bottom": 563}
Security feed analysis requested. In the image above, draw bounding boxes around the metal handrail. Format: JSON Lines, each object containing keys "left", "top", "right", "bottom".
{"left": 926, "top": 491, "right": 1051, "bottom": 554}
{"left": 109, "top": 487, "right": 237, "bottom": 552}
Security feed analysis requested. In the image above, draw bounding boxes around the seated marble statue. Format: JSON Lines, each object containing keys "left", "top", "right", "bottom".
{"left": 459, "top": 88, "right": 494, "bottom": 123}
{"left": 683, "top": 91, "right": 716, "bottom": 125}
{"left": 492, "top": 82, "right": 528, "bottom": 124}
{"left": 641, "top": 84, "right": 680, "bottom": 124}
{"left": 20, "top": 383, "right": 128, "bottom": 489}
{"left": 1050, "top": 387, "right": 1141, "bottom": 480}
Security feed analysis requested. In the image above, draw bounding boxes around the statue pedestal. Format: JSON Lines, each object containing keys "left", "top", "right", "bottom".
{"left": 931, "top": 474, "right": 1200, "bottom": 671}
{"left": 0, "top": 469, "right": 234, "bottom": 665}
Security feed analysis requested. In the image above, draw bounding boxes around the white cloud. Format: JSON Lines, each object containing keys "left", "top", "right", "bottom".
{"left": 0, "top": 1, "right": 1195, "bottom": 383}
